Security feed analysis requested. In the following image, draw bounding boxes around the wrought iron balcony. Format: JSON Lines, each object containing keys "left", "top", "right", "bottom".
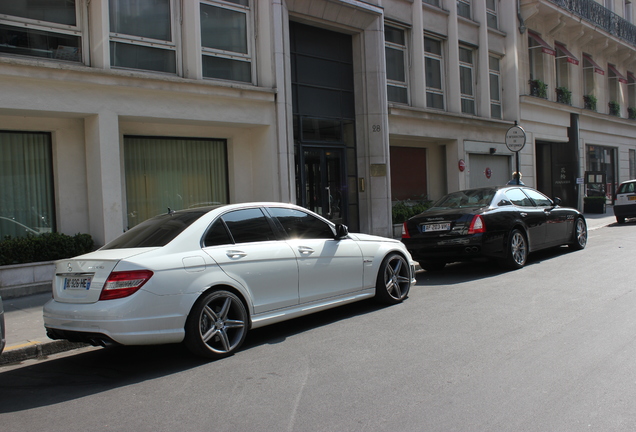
{"left": 548, "top": 0, "right": 636, "bottom": 47}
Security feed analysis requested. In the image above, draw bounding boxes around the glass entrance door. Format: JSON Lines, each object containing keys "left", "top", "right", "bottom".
{"left": 302, "top": 148, "right": 345, "bottom": 224}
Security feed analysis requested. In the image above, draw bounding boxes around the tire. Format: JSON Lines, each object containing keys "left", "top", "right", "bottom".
{"left": 184, "top": 290, "right": 248, "bottom": 359}
{"left": 375, "top": 253, "right": 411, "bottom": 305}
{"left": 420, "top": 260, "right": 446, "bottom": 272}
{"left": 502, "top": 228, "right": 528, "bottom": 269}
{"left": 569, "top": 217, "right": 587, "bottom": 250}
{"left": 616, "top": 216, "right": 625, "bottom": 224}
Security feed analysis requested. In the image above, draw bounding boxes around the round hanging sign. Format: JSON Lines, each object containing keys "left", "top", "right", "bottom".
{"left": 505, "top": 125, "right": 527, "bottom": 152}
{"left": 458, "top": 159, "right": 466, "bottom": 172}
{"left": 485, "top": 167, "right": 492, "bottom": 179}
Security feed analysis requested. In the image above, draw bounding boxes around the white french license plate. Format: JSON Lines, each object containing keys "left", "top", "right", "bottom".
{"left": 63, "top": 276, "right": 92, "bottom": 290}
{"left": 422, "top": 223, "right": 451, "bottom": 232}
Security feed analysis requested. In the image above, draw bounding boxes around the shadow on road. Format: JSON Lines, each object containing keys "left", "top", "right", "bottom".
{"left": 0, "top": 299, "right": 386, "bottom": 414}
{"left": 416, "top": 245, "right": 575, "bottom": 286}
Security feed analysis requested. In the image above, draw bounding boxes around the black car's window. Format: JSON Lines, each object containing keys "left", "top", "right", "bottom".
{"left": 103, "top": 210, "right": 208, "bottom": 249}
{"left": 221, "top": 208, "right": 277, "bottom": 244}
{"left": 431, "top": 189, "right": 495, "bottom": 209}
{"left": 203, "top": 219, "right": 233, "bottom": 247}
{"left": 505, "top": 189, "right": 534, "bottom": 207}
{"left": 522, "top": 189, "right": 552, "bottom": 207}
{"left": 267, "top": 207, "right": 334, "bottom": 239}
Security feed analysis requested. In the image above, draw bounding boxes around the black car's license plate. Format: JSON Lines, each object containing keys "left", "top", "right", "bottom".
{"left": 421, "top": 223, "right": 451, "bottom": 232}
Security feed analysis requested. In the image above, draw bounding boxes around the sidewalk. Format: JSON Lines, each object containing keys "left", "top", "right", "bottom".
{"left": 0, "top": 208, "right": 618, "bottom": 366}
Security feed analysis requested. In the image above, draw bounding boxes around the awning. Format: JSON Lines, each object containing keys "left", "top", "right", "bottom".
{"left": 528, "top": 31, "right": 556, "bottom": 56}
{"left": 628, "top": 71, "right": 636, "bottom": 82}
{"left": 555, "top": 42, "right": 579, "bottom": 65}
{"left": 608, "top": 64, "right": 628, "bottom": 83}
{"left": 582, "top": 54, "right": 604, "bottom": 75}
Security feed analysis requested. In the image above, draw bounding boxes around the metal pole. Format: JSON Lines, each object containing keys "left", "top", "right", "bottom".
{"left": 516, "top": 151, "right": 520, "bottom": 185}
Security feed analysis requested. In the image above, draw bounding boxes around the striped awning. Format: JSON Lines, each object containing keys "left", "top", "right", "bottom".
{"left": 583, "top": 54, "right": 604, "bottom": 75}
{"left": 608, "top": 64, "right": 628, "bottom": 84}
{"left": 528, "top": 31, "right": 555, "bottom": 56}
{"left": 555, "top": 42, "right": 579, "bottom": 65}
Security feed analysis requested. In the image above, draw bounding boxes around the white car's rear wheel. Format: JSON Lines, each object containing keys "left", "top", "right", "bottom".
{"left": 184, "top": 290, "right": 248, "bottom": 359}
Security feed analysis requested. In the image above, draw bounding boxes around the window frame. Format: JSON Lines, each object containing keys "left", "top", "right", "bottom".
{"left": 424, "top": 35, "right": 445, "bottom": 110}
{"left": 457, "top": 0, "right": 471, "bottom": 19}
{"left": 108, "top": 0, "right": 179, "bottom": 74}
{"left": 0, "top": 0, "right": 86, "bottom": 64}
{"left": 459, "top": 45, "right": 475, "bottom": 115}
{"left": 489, "top": 55, "right": 502, "bottom": 119}
{"left": 200, "top": 0, "right": 253, "bottom": 84}
{"left": 384, "top": 23, "right": 409, "bottom": 105}
{"left": 486, "top": 0, "right": 498, "bottom": 29}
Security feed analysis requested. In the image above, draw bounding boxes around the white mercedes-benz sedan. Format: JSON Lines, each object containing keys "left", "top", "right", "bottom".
{"left": 44, "top": 203, "right": 416, "bottom": 359}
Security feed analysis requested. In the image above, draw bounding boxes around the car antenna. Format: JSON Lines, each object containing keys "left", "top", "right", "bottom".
{"left": 168, "top": 207, "right": 175, "bottom": 215}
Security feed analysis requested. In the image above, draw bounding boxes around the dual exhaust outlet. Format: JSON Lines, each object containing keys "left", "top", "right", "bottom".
{"left": 464, "top": 246, "right": 479, "bottom": 254}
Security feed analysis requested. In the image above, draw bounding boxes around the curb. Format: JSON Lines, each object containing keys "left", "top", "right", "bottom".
{"left": 1, "top": 340, "right": 88, "bottom": 366}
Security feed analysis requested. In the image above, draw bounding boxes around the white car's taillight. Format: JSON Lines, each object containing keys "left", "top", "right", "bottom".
{"left": 99, "top": 270, "right": 154, "bottom": 300}
{"left": 467, "top": 215, "right": 485, "bottom": 234}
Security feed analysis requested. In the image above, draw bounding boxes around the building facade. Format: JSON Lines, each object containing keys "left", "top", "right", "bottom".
{"left": 1, "top": 0, "right": 635, "bottom": 246}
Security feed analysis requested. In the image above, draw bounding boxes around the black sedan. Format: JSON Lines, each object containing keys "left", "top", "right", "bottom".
{"left": 401, "top": 186, "right": 587, "bottom": 271}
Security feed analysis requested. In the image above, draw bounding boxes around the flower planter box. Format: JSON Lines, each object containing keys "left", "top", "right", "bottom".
{"left": 583, "top": 202, "right": 606, "bottom": 214}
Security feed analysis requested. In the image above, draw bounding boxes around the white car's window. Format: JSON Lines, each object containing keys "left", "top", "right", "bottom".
{"left": 522, "top": 189, "right": 552, "bottom": 207}
{"left": 267, "top": 207, "right": 334, "bottom": 239}
{"left": 221, "top": 208, "right": 277, "bottom": 244}
{"left": 618, "top": 182, "right": 635, "bottom": 194}
{"left": 203, "top": 219, "right": 233, "bottom": 247}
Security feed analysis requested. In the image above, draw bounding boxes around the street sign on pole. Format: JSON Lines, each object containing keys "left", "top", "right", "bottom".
{"left": 505, "top": 125, "right": 526, "bottom": 152}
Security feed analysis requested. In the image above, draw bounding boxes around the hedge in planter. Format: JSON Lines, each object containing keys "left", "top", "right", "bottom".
{"left": 0, "top": 232, "right": 94, "bottom": 266}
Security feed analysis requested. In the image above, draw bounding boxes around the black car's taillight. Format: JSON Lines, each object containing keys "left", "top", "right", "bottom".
{"left": 467, "top": 215, "right": 485, "bottom": 234}
{"left": 401, "top": 222, "right": 410, "bottom": 239}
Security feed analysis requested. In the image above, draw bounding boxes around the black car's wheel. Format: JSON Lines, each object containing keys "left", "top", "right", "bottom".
{"left": 569, "top": 217, "right": 587, "bottom": 250}
{"left": 616, "top": 216, "right": 625, "bottom": 224}
{"left": 419, "top": 260, "right": 446, "bottom": 272}
{"left": 184, "top": 290, "right": 248, "bottom": 359}
{"left": 375, "top": 253, "right": 411, "bottom": 305}
{"left": 502, "top": 228, "right": 527, "bottom": 269}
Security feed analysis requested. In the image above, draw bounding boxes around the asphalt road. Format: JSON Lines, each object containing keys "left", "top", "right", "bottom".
{"left": 1, "top": 222, "right": 635, "bottom": 431}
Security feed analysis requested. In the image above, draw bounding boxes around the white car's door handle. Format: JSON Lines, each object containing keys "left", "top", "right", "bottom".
{"left": 520, "top": 212, "right": 528, "bottom": 217}
{"left": 226, "top": 250, "right": 247, "bottom": 259}
{"left": 298, "top": 246, "right": 314, "bottom": 255}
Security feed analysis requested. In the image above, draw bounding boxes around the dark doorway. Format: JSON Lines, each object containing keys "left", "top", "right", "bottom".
{"left": 536, "top": 141, "right": 577, "bottom": 207}
{"left": 290, "top": 21, "right": 358, "bottom": 230}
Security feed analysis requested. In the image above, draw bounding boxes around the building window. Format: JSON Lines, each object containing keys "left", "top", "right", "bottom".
{"left": 459, "top": 46, "right": 475, "bottom": 114}
{"left": 423, "top": 0, "right": 441, "bottom": 7}
{"left": 630, "top": 149, "right": 636, "bottom": 179}
{"left": 457, "top": 0, "right": 471, "bottom": 19}
{"left": 124, "top": 136, "right": 228, "bottom": 229}
{"left": 0, "top": 0, "right": 82, "bottom": 62}
{"left": 608, "top": 64, "right": 627, "bottom": 108}
{"left": 489, "top": 55, "right": 502, "bottom": 119}
{"left": 628, "top": 72, "right": 636, "bottom": 115}
{"left": 385, "top": 25, "right": 408, "bottom": 104}
{"left": 424, "top": 36, "right": 444, "bottom": 109}
{"left": 201, "top": 0, "right": 251, "bottom": 83}
{"left": 528, "top": 32, "right": 555, "bottom": 84}
{"left": 627, "top": 1, "right": 633, "bottom": 23}
{"left": 486, "top": 0, "right": 498, "bottom": 29}
{"left": 109, "top": 0, "right": 176, "bottom": 74}
{"left": 0, "top": 131, "right": 55, "bottom": 238}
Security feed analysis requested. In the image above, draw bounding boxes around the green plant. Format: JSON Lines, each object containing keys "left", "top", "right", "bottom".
{"left": 628, "top": 107, "right": 636, "bottom": 120}
{"left": 555, "top": 86, "right": 571, "bottom": 105}
{"left": 583, "top": 94, "right": 597, "bottom": 111}
{"left": 392, "top": 199, "right": 433, "bottom": 224}
{"left": 529, "top": 79, "right": 547, "bottom": 98}
{"left": 0, "top": 232, "right": 94, "bottom": 266}
{"left": 583, "top": 196, "right": 606, "bottom": 204}
{"left": 609, "top": 100, "right": 621, "bottom": 117}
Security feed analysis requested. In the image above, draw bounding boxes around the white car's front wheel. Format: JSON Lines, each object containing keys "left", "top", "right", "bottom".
{"left": 185, "top": 290, "right": 248, "bottom": 359}
{"left": 375, "top": 253, "right": 411, "bottom": 305}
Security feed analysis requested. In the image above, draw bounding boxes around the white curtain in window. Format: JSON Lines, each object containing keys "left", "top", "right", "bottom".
{"left": 0, "top": 132, "right": 54, "bottom": 237}
{"left": 124, "top": 137, "right": 228, "bottom": 228}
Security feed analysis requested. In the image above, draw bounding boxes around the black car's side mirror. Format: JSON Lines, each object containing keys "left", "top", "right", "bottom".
{"left": 335, "top": 224, "right": 349, "bottom": 239}
{"left": 553, "top": 197, "right": 562, "bottom": 206}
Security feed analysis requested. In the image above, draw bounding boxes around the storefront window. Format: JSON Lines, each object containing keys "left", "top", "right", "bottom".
{"left": 124, "top": 136, "right": 228, "bottom": 228}
{"left": 586, "top": 145, "right": 617, "bottom": 199}
{"left": 0, "top": 131, "right": 55, "bottom": 238}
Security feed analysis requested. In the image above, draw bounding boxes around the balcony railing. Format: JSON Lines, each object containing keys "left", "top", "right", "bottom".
{"left": 548, "top": 0, "right": 636, "bottom": 47}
